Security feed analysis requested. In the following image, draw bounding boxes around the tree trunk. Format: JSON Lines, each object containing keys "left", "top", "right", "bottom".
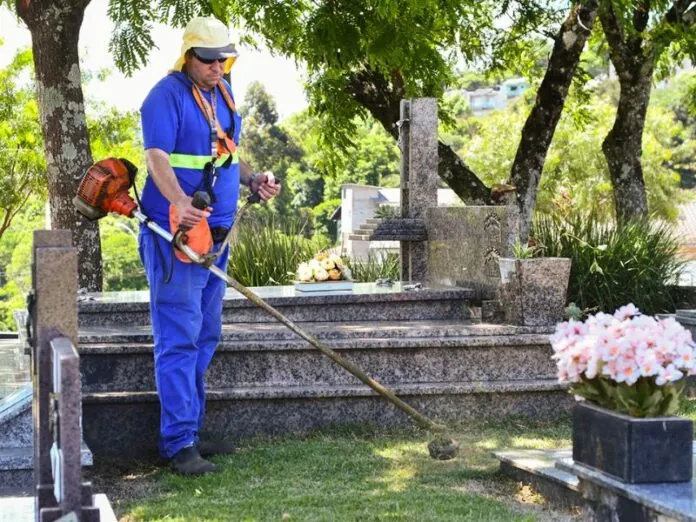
{"left": 348, "top": 67, "right": 493, "bottom": 204}
{"left": 602, "top": 73, "right": 652, "bottom": 221}
{"left": 599, "top": 2, "right": 657, "bottom": 223}
{"left": 508, "top": 0, "right": 600, "bottom": 242}
{"left": 17, "top": 0, "right": 102, "bottom": 291}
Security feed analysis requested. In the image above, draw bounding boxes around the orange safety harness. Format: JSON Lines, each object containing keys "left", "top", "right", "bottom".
{"left": 191, "top": 81, "right": 237, "bottom": 162}
{"left": 169, "top": 81, "right": 239, "bottom": 264}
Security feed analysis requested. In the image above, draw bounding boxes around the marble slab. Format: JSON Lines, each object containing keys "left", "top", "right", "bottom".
{"left": 79, "top": 282, "right": 474, "bottom": 307}
{"left": 557, "top": 449, "right": 696, "bottom": 522}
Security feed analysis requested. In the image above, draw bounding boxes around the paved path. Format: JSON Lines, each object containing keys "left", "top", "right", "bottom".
{"left": 0, "top": 494, "right": 117, "bottom": 522}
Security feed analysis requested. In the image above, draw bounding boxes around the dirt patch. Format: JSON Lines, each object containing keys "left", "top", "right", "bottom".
{"left": 85, "top": 455, "right": 165, "bottom": 520}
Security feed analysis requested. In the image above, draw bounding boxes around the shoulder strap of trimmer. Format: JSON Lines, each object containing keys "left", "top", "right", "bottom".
{"left": 191, "top": 82, "right": 237, "bottom": 165}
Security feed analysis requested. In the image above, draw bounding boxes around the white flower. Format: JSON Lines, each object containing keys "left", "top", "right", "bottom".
{"left": 308, "top": 259, "right": 322, "bottom": 271}
{"left": 297, "top": 263, "right": 313, "bottom": 282}
{"left": 313, "top": 267, "right": 329, "bottom": 281}
{"left": 329, "top": 254, "right": 344, "bottom": 268}
{"left": 321, "top": 257, "right": 335, "bottom": 270}
{"left": 614, "top": 303, "right": 640, "bottom": 321}
{"left": 637, "top": 352, "right": 660, "bottom": 377}
{"left": 674, "top": 344, "right": 695, "bottom": 370}
{"left": 656, "top": 364, "right": 684, "bottom": 386}
{"left": 585, "top": 355, "right": 601, "bottom": 379}
{"left": 614, "top": 357, "right": 640, "bottom": 386}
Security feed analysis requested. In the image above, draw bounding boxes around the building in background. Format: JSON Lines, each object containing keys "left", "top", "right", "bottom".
{"left": 334, "top": 184, "right": 461, "bottom": 260}
{"left": 462, "top": 77, "right": 529, "bottom": 116}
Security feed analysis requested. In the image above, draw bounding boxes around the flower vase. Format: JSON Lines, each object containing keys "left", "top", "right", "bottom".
{"left": 572, "top": 401, "right": 693, "bottom": 483}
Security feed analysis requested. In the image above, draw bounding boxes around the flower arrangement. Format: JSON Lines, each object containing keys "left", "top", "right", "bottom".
{"left": 296, "top": 253, "right": 352, "bottom": 283}
{"left": 550, "top": 304, "right": 695, "bottom": 417}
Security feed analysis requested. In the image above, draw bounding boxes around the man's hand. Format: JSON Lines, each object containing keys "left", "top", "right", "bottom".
{"left": 250, "top": 171, "right": 281, "bottom": 201}
{"left": 173, "top": 195, "right": 211, "bottom": 228}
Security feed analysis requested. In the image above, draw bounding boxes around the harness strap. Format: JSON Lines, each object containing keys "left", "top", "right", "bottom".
{"left": 191, "top": 83, "right": 237, "bottom": 156}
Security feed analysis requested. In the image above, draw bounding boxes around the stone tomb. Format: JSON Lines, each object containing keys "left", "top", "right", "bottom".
{"left": 495, "top": 445, "right": 696, "bottom": 522}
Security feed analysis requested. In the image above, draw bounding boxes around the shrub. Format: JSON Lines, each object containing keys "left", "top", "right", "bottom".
{"left": 375, "top": 205, "right": 400, "bottom": 219}
{"left": 533, "top": 214, "right": 685, "bottom": 315}
{"left": 346, "top": 252, "right": 400, "bottom": 282}
{"left": 228, "top": 214, "right": 329, "bottom": 287}
{"left": 100, "top": 217, "right": 147, "bottom": 291}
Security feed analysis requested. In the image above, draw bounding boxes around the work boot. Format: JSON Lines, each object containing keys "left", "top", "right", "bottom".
{"left": 198, "top": 439, "right": 236, "bottom": 458}
{"left": 169, "top": 446, "right": 218, "bottom": 475}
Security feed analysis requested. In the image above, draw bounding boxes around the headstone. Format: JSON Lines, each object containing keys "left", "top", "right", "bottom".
{"left": 426, "top": 206, "right": 516, "bottom": 300}
{"left": 31, "top": 230, "right": 77, "bottom": 515}
{"left": 30, "top": 230, "right": 100, "bottom": 522}
{"left": 399, "top": 99, "right": 438, "bottom": 283}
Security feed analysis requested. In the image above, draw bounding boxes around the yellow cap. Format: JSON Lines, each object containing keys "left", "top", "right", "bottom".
{"left": 172, "top": 16, "right": 238, "bottom": 74}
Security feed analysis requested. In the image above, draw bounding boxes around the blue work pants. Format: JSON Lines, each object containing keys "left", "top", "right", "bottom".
{"left": 138, "top": 227, "right": 229, "bottom": 459}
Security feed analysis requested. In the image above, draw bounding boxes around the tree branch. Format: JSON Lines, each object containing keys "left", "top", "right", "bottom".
{"left": 633, "top": 0, "right": 650, "bottom": 32}
{"left": 346, "top": 66, "right": 492, "bottom": 203}
{"left": 600, "top": 2, "right": 630, "bottom": 77}
{"left": 509, "top": 0, "right": 601, "bottom": 241}
{"left": 665, "top": 0, "right": 696, "bottom": 25}
{"left": 0, "top": 177, "right": 32, "bottom": 240}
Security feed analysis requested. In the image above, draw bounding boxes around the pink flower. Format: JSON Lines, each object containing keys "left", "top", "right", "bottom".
{"left": 656, "top": 364, "right": 684, "bottom": 386}
{"left": 674, "top": 345, "right": 695, "bottom": 370}
{"left": 637, "top": 352, "right": 660, "bottom": 377}
{"left": 585, "top": 355, "right": 601, "bottom": 379}
{"left": 614, "top": 303, "right": 640, "bottom": 321}
{"left": 602, "top": 338, "right": 626, "bottom": 362}
{"left": 615, "top": 358, "right": 640, "bottom": 385}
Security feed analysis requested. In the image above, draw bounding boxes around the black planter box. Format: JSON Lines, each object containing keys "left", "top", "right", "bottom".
{"left": 573, "top": 401, "right": 693, "bottom": 483}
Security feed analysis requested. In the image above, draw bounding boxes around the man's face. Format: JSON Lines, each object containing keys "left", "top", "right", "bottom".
{"left": 186, "top": 51, "right": 226, "bottom": 90}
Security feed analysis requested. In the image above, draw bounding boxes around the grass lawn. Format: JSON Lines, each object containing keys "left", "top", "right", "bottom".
{"left": 89, "top": 416, "right": 580, "bottom": 522}
{"left": 88, "top": 397, "right": 696, "bottom": 521}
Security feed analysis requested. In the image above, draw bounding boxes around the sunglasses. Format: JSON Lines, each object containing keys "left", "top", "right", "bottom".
{"left": 192, "top": 51, "right": 227, "bottom": 65}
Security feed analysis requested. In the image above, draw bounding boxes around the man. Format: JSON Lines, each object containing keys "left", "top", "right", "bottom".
{"left": 138, "top": 16, "right": 280, "bottom": 475}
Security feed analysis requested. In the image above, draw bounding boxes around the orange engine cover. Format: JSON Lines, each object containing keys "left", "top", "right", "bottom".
{"left": 74, "top": 158, "right": 138, "bottom": 220}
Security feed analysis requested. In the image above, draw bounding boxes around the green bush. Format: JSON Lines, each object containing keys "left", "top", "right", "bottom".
{"left": 100, "top": 217, "right": 147, "bottom": 291}
{"left": 533, "top": 214, "right": 685, "bottom": 315}
{"left": 228, "top": 214, "right": 329, "bottom": 286}
{"left": 346, "top": 252, "right": 400, "bottom": 282}
{"left": 374, "top": 205, "right": 400, "bottom": 219}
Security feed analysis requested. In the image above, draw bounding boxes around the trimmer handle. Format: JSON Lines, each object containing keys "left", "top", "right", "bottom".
{"left": 177, "top": 191, "right": 211, "bottom": 234}
{"left": 247, "top": 177, "right": 281, "bottom": 204}
{"left": 191, "top": 191, "right": 211, "bottom": 210}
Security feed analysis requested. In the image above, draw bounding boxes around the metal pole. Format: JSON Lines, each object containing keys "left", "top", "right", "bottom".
{"left": 133, "top": 210, "right": 447, "bottom": 434}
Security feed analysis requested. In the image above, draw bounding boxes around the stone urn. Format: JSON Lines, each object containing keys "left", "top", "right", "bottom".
{"left": 498, "top": 257, "right": 571, "bottom": 326}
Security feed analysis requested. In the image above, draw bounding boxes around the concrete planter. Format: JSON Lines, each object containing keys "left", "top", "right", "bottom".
{"left": 572, "top": 401, "right": 693, "bottom": 483}
{"left": 498, "top": 257, "right": 571, "bottom": 326}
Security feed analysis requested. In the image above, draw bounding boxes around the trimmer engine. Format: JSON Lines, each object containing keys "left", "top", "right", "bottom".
{"left": 73, "top": 157, "right": 139, "bottom": 220}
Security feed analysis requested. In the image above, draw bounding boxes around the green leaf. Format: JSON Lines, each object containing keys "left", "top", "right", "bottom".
{"left": 589, "top": 258, "right": 604, "bottom": 275}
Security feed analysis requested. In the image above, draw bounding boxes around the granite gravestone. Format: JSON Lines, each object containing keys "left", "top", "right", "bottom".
{"left": 30, "top": 231, "right": 100, "bottom": 522}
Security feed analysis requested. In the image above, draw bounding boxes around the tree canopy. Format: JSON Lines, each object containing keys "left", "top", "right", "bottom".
{"left": 0, "top": 45, "right": 46, "bottom": 240}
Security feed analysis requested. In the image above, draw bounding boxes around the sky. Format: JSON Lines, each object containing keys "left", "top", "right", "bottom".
{"left": 0, "top": 2, "right": 308, "bottom": 120}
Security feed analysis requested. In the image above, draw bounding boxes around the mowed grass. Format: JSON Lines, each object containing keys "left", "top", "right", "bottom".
{"left": 101, "top": 417, "right": 575, "bottom": 522}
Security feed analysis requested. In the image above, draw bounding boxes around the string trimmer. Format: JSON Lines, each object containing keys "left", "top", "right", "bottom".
{"left": 73, "top": 157, "right": 459, "bottom": 460}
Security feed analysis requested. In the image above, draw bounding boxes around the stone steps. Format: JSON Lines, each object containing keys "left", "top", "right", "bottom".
{"left": 77, "top": 283, "right": 475, "bottom": 327}
{"left": 83, "top": 379, "right": 571, "bottom": 457}
{"left": 349, "top": 219, "right": 428, "bottom": 242}
{"left": 67, "top": 283, "right": 575, "bottom": 458}
{"left": 77, "top": 322, "right": 557, "bottom": 392}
